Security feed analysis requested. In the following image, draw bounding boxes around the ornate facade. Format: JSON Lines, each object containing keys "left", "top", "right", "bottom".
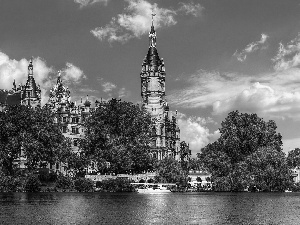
{"left": 2, "top": 20, "right": 185, "bottom": 174}
{"left": 140, "top": 20, "right": 181, "bottom": 160}
{"left": 1, "top": 59, "right": 42, "bottom": 109}
{"left": 45, "top": 72, "right": 102, "bottom": 174}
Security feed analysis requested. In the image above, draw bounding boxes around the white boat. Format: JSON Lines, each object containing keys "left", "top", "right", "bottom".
{"left": 131, "top": 183, "right": 174, "bottom": 193}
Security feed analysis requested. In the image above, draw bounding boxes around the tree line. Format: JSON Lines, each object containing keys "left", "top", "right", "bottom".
{"left": 1, "top": 100, "right": 300, "bottom": 192}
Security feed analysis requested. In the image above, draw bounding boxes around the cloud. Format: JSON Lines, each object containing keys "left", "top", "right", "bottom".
{"left": 169, "top": 70, "right": 250, "bottom": 109}
{"left": 233, "top": 33, "right": 269, "bottom": 62}
{"left": 74, "top": 0, "right": 109, "bottom": 8}
{"left": 273, "top": 33, "right": 300, "bottom": 71}
{"left": 178, "top": 2, "right": 204, "bottom": 17}
{"left": 0, "top": 51, "right": 88, "bottom": 105}
{"left": 176, "top": 112, "right": 215, "bottom": 155}
{"left": 101, "top": 81, "right": 116, "bottom": 93}
{"left": 61, "top": 62, "right": 86, "bottom": 84}
{"left": 0, "top": 52, "right": 55, "bottom": 105}
{"left": 118, "top": 87, "right": 130, "bottom": 98}
{"left": 169, "top": 67, "right": 300, "bottom": 121}
{"left": 91, "top": 0, "right": 177, "bottom": 43}
{"left": 91, "top": 0, "right": 203, "bottom": 43}
{"left": 212, "top": 81, "right": 300, "bottom": 119}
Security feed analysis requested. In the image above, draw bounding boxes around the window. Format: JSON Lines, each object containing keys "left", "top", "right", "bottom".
{"left": 73, "top": 139, "right": 78, "bottom": 146}
{"left": 62, "top": 117, "right": 67, "bottom": 123}
{"left": 56, "top": 163, "right": 59, "bottom": 170}
{"left": 62, "top": 126, "right": 67, "bottom": 133}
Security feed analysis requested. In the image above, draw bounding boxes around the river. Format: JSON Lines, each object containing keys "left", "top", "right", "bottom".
{"left": 0, "top": 192, "right": 300, "bottom": 224}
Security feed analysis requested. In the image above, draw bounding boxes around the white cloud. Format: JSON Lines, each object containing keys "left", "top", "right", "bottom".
{"left": 74, "top": 0, "right": 109, "bottom": 8}
{"left": 118, "top": 87, "right": 130, "bottom": 98}
{"left": 0, "top": 52, "right": 55, "bottom": 105}
{"left": 282, "top": 137, "right": 300, "bottom": 153}
{"left": 169, "top": 70, "right": 250, "bottom": 109}
{"left": 91, "top": 0, "right": 203, "bottom": 43}
{"left": 102, "top": 81, "right": 116, "bottom": 93}
{"left": 273, "top": 33, "right": 300, "bottom": 71}
{"left": 233, "top": 33, "right": 269, "bottom": 62}
{"left": 176, "top": 112, "right": 214, "bottom": 155}
{"left": 61, "top": 62, "right": 86, "bottom": 84}
{"left": 91, "top": 0, "right": 177, "bottom": 43}
{"left": 0, "top": 51, "right": 88, "bottom": 105}
{"left": 178, "top": 2, "right": 204, "bottom": 17}
{"left": 169, "top": 67, "right": 300, "bottom": 121}
{"left": 212, "top": 81, "right": 300, "bottom": 119}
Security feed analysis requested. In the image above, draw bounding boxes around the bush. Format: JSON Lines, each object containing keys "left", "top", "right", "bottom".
{"left": 97, "top": 179, "right": 135, "bottom": 192}
{"left": 56, "top": 175, "right": 74, "bottom": 189}
{"left": 74, "top": 178, "right": 94, "bottom": 192}
{"left": 147, "top": 178, "right": 154, "bottom": 183}
{"left": 24, "top": 174, "right": 41, "bottom": 192}
{"left": 0, "top": 174, "right": 25, "bottom": 192}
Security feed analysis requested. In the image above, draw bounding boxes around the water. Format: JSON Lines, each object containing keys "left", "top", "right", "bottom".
{"left": 0, "top": 192, "right": 300, "bottom": 225}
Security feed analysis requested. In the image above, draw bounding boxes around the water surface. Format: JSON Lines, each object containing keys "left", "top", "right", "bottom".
{"left": 0, "top": 192, "right": 300, "bottom": 224}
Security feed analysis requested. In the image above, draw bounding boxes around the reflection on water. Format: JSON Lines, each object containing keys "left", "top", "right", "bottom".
{"left": 1, "top": 192, "right": 300, "bottom": 224}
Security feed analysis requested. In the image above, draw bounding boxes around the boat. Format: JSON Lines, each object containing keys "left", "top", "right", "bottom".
{"left": 131, "top": 183, "right": 174, "bottom": 193}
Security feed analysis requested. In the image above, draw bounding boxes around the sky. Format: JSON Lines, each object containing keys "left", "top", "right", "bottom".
{"left": 1, "top": 0, "right": 300, "bottom": 155}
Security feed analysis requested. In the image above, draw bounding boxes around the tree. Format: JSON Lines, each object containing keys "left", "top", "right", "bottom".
{"left": 81, "top": 99, "right": 155, "bottom": 174}
{"left": 218, "top": 111, "right": 282, "bottom": 164}
{"left": 287, "top": 148, "right": 300, "bottom": 169}
{"left": 244, "top": 147, "right": 292, "bottom": 192}
{"left": 24, "top": 174, "right": 41, "bottom": 192}
{"left": 196, "top": 177, "right": 202, "bottom": 182}
{"left": 199, "top": 111, "right": 287, "bottom": 191}
{"left": 66, "top": 152, "right": 89, "bottom": 177}
{"left": 155, "top": 157, "right": 186, "bottom": 183}
{"left": 189, "top": 157, "right": 204, "bottom": 171}
{"left": 74, "top": 177, "right": 94, "bottom": 192}
{"left": 0, "top": 105, "right": 72, "bottom": 175}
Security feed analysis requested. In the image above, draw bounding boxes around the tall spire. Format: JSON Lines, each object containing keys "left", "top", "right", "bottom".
{"left": 28, "top": 58, "right": 33, "bottom": 77}
{"left": 57, "top": 70, "right": 62, "bottom": 84}
{"left": 149, "top": 11, "right": 157, "bottom": 48}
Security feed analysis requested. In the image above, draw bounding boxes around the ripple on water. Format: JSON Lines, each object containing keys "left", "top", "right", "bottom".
{"left": 1, "top": 192, "right": 300, "bottom": 224}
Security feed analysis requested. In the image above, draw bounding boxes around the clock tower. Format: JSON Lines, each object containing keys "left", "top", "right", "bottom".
{"left": 140, "top": 16, "right": 180, "bottom": 160}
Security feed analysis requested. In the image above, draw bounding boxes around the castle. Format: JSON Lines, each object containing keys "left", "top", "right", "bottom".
{"left": 0, "top": 21, "right": 189, "bottom": 174}
{"left": 140, "top": 19, "right": 181, "bottom": 160}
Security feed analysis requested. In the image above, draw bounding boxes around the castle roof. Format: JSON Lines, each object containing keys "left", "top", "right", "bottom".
{"left": 142, "top": 21, "right": 164, "bottom": 71}
{"left": 22, "top": 59, "right": 40, "bottom": 98}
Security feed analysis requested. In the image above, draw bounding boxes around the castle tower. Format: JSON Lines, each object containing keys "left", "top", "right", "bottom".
{"left": 140, "top": 15, "right": 180, "bottom": 160}
{"left": 21, "top": 59, "right": 41, "bottom": 108}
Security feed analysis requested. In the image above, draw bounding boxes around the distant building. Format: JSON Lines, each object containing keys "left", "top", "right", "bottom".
{"left": 45, "top": 72, "right": 105, "bottom": 174}
{"left": 291, "top": 167, "right": 300, "bottom": 183}
{"left": 1, "top": 21, "right": 191, "bottom": 175}
{"left": 0, "top": 59, "right": 41, "bottom": 109}
{"left": 140, "top": 18, "right": 182, "bottom": 160}
{"left": 188, "top": 170, "right": 211, "bottom": 188}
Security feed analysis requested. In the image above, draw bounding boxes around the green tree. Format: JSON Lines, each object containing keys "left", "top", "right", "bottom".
{"left": 196, "top": 177, "right": 202, "bottom": 182}
{"left": 74, "top": 177, "right": 94, "bottom": 192}
{"left": 199, "top": 111, "right": 287, "bottom": 191}
{"left": 0, "top": 105, "right": 72, "bottom": 175}
{"left": 189, "top": 157, "right": 204, "bottom": 171}
{"left": 81, "top": 99, "right": 155, "bottom": 174}
{"left": 66, "top": 152, "right": 89, "bottom": 177}
{"left": 245, "top": 147, "right": 292, "bottom": 192}
{"left": 155, "top": 156, "right": 186, "bottom": 183}
{"left": 56, "top": 174, "right": 74, "bottom": 190}
{"left": 287, "top": 148, "right": 300, "bottom": 169}
{"left": 218, "top": 111, "right": 282, "bottom": 164}
{"left": 24, "top": 174, "right": 41, "bottom": 192}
